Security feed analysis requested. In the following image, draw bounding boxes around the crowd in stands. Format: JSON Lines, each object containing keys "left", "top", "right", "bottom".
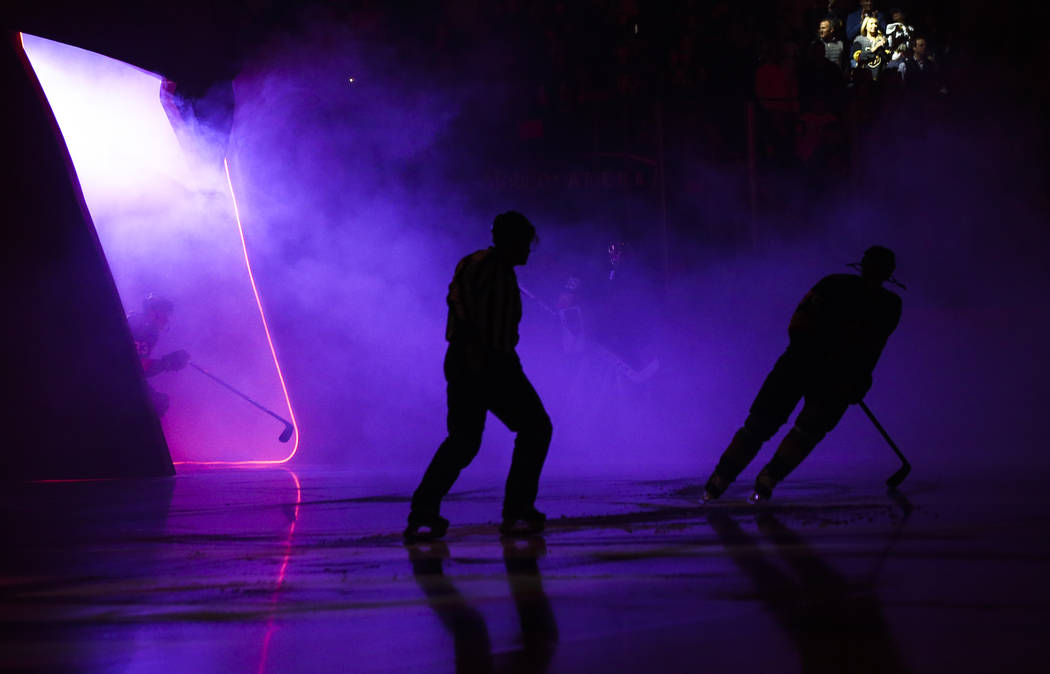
{"left": 749, "top": 1, "right": 952, "bottom": 204}
{"left": 460, "top": 1, "right": 958, "bottom": 174}
{"left": 322, "top": 0, "right": 964, "bottom": 225}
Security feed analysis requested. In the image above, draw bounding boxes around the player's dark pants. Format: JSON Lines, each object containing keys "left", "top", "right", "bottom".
{"left": 411, "top": 342, "right": 553, "bottom": 519}
{"left": 709, "top": 346, "right": 849, "bottom": 493}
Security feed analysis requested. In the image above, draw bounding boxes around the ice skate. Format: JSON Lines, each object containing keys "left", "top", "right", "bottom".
{"left": 500, "top": 507, "right": 546, "bottom": 537}
{"left": 746, "top": 489, "right": 769, "bottom": 504}
{"left": 748, "top": 475, "right": 774, "bottom": 504}
{"left": 403, "top": 512, "right": 450, "bottom": 542}
{"left": 701, "top": 473, "right": 729, "bottom": 504}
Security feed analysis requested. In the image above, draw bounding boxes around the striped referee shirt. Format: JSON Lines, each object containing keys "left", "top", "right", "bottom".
{"left": 445, "top": 247, "right": 522, "bottom": 352}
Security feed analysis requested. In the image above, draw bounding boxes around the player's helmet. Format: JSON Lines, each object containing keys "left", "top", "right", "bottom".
{"left": 860, "top": 246, "right": 896, "bottom": 281}
{"left": 492, "top": 211, "right": 536, "bottom": 249}
{"left": 143, "top": 293, "right": 174, "bottom": 317}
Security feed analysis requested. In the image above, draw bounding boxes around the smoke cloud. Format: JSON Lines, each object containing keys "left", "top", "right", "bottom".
{"left": 25, "top": 12, "right": 1050, "bottom": 486}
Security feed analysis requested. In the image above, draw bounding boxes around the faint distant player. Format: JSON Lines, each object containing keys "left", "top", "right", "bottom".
{"left": 406, "top": 212, "right": 553, "bottom": 540}
{"left": 127, "top": 293, "right": 190, "bottom": 417}
{"left": 703, "top": 246, "right": 902, "bottom": 503}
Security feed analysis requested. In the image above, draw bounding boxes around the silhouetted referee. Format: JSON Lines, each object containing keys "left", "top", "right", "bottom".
{"left": 406, "top": 212, "right": 553, "bottom": 540}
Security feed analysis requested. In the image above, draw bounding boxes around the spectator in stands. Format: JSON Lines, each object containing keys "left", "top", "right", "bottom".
{"left": 851, "top": 16, "right": 890, "bottom": 81}
{"left": 885, "top": 8, "right": 915, "bottom": 53}
{"left": 899, "top": 36, "right": 946, "bottom": 96}
{"left": 846, "top": 0, "right": 886, "bottom": 41}
{"left": 815, "top": 18, "right": 847, "bottom": 71}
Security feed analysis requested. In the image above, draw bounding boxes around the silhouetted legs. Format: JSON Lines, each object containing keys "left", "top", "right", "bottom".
{"left": 495, "top": 384, "right": 553, "bottom": 521}
{"left": 706, "top": 347, "right": 848, "bottom": 499}
{"left": 411, "top": 350, "right": 488, "bottom": 526}
{"left": 411, "top": 345, "right": 552, "bottom": 531}
{"left": 752, "top": 396, "right": 847, "bottom": 497}
{"left": 706, "top": 349, "right": 804, "bottom": 496}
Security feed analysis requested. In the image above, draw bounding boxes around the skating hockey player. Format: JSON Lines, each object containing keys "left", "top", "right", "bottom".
{"left": 127, "top": 293, "right": 189, "bottom": 417}
{"left": 702, "top": 246, "right": 902, "bottom": 503}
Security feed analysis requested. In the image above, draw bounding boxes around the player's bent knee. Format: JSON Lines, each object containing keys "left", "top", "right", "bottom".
{"left": 520, "top": 413, "right": 553, "bottom": 444}
{"left": 446, "top": 434, "right": 483, "bottom": 465}
{"left": 540, "top": 412, "right": 553, "bottom": 436}
{"left": 536, "top": 413, "right": 553, "bottom": 442}
{"left": 742, "top": 419, "right": 777, "bottom": 444}
{"left": 790, "top": 423, "right": 826, "bottom": 445}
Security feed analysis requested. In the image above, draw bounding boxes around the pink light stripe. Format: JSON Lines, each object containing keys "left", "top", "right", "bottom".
{"left": 175, "top": 158, "right": 299, "bottom": 466}
{"left": 257, "top": 470, "right": 302, "bottom": 674}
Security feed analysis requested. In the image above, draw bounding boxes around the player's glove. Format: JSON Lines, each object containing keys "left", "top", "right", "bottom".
{"left": 160, "top": 350, "right": 190, "bottom": 372}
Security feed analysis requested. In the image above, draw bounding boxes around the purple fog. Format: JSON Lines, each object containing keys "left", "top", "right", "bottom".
{"left": 24, "top": 9, "right": 1050, "bottom": 485}
{"left": 224, "top": 15, "right": 1049, "bottom": 487}
{"left": 9, "top": 4, "right": 1050, "bottom": 672}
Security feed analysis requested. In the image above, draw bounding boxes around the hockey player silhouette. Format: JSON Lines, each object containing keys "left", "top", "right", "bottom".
{"left": 127, "top": 293, "right": 189, "bottom": 417}
{"left": 703, "top": 246, "right": 902, "bottom": 503}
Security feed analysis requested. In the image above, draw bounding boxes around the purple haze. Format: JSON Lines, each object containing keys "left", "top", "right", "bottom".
{"left": 224, "top": 16, "right": 1050, "bottom": 489}
{"left": 27, "top": 14, "right": 1050, "bottom": 487}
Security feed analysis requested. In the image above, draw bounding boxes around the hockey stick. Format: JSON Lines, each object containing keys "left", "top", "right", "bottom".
{"left": 859, "top": 400, "right": 910, "bottom": 489}
{"left": 190, "top": 363, "right": 294, "bottom": 442}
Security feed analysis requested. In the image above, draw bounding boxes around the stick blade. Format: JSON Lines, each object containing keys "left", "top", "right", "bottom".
{"left": 886, "top": 463, "right": 911, "bottom": 490}
{"left": 279, "top": 424, "right": 294, "bottom": 443}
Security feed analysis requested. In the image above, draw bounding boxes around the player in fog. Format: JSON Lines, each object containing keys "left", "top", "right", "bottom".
{"left": 127, "top": 293, "right": 189, "bottom": 417}
{"left": 406, "top": 212, "right": 553, "bottom": 540}
{"left": 703, "top": 246, "right": 902, "bottom": 503}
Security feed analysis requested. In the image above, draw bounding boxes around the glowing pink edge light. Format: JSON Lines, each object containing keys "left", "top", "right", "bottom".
{"left": 175, "top": 158, "right": 299, "bottom": 466}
